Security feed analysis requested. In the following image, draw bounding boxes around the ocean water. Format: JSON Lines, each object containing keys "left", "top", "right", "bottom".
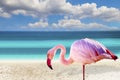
{"left": 0, "top": 31, "right": 120, "bottom": 60}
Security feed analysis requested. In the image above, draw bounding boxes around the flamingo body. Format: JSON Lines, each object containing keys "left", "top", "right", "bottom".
{"left": 70, "top": 38, "right": 111, "bottom": 64}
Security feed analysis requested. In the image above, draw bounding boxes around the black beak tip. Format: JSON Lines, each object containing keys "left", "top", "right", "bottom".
{"left": 48, "top": 65, "right": 53, "bottom": 70}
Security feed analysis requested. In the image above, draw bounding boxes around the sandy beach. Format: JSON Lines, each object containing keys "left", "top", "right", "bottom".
{"left": 0, "top": 59, "right": 120, "bottom": 80}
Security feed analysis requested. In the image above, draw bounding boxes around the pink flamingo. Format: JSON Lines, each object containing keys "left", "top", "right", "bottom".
{"left": 47, "top": 38, "right": 118, "bottom": 80}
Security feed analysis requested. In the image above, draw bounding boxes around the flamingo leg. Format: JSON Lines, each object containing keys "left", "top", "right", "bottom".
{"left": 83, "top": 65, "right": 85, "bottom": 80}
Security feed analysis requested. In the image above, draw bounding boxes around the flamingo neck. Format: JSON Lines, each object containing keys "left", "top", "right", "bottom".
{"left": 53, "top": 45, "right": 73, "bottom": 65}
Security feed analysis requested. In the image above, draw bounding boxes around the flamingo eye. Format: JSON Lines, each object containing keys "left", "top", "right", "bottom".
{"left": 47, "top": 51, "right": 54, "bottom": 59}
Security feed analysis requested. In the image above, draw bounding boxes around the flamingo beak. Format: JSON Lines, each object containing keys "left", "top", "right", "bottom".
{"left": 47, "top": 58, "right": 53, "bottom": 70}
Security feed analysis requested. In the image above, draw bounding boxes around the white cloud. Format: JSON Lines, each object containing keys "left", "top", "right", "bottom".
{"left": 97, "top": 6, "right": 120, "bottom": 22}
{"left": 27, "top": 18, "right": 117, "bottom": 30}
{"left": 69, "top": 3, "right": 120, "bottom": 22}
{"left": 0, "top": 0, "right": 120, "bottom": 22}
{"left": 28, "top": 19, "right": 48, "bottom": 28}
{"left": 0, "top": 7, "right": 11, "bottom": 18}
{"left": 0, "top": 0, "right": 69, "bottom": 17}
{"left": 52, "top": 19, "right": 83, "bottom": 28}
{"left": 52, "top": 18, "right": 119, "bottom": 30}
{"left": 0, "top": 0, "right": 119, "bottom": 31}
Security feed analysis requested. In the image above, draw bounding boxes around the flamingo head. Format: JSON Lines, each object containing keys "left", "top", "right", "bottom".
{"left": 106, "top": 49, "right": 118, "bottom": 60}
{"left": 47, "top": 49, "right": 54, "bottom": 70}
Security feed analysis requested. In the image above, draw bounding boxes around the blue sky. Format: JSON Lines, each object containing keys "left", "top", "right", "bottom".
{"left": 0, "top": 0, "right": 120, "bottom": 31}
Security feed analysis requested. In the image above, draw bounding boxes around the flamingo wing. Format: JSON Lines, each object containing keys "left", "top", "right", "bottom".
{"left": 70, "top": 38, "right": 112, "bottom": 64}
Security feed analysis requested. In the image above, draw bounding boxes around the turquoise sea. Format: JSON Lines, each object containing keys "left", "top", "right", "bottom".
{"left": 0, "top": 31, "right": 120, "bottom": 60}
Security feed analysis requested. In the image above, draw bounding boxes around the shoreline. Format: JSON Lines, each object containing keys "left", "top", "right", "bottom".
{"left": 0, "top": 58, "right": 119, "bottom": 62}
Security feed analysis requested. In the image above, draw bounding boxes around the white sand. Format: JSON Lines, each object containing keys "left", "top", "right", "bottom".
{"left": 0, "top": 59, "right": 120, "bottom": 80}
